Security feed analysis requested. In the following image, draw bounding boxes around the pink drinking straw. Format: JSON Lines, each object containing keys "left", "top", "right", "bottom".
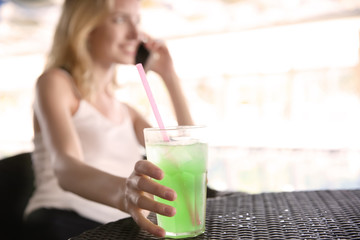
{"left": 136, "top": 63, "right": 169, "bottom": 141}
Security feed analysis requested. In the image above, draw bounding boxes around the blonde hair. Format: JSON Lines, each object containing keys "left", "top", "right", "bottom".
{"left": 45, "top": 0, "right": 116, "bottom": 99}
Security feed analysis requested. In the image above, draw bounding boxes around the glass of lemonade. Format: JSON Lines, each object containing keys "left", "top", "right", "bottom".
{"left": 144, "top": 126, "right": 208, "bottom": 239}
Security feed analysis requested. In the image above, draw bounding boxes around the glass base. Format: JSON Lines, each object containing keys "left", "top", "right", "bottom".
{"left": 165, "top": 229, "right": 205, "bottom": 239}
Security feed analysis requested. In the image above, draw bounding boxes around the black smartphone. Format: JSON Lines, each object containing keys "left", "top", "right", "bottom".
{"left": 135, "top": 42, "right": 150, "bottom": 67}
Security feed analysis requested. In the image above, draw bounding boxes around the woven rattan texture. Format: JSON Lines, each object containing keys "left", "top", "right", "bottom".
{"left": 70, "top": 190, "right": 360, "bottom": 239}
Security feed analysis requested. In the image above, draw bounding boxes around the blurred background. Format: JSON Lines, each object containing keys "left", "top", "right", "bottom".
{"left": 1, "top": 0, "right": 360, "bottom": 193}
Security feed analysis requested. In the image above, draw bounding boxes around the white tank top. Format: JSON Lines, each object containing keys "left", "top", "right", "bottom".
{"left": 25, "top": 100, "right": 143, "bottom": 223}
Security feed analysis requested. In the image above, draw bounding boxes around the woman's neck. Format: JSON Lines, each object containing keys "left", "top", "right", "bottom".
{"left": 92, "top": 64, "right": 115, "bottom": 95}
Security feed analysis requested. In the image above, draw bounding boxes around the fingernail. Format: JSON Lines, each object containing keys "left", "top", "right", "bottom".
{"left": 156, "top": 228, "right": 165, "bottom": 237}
{"left": 156, "top": 170, "right": 163, "bottom": 180}
{"left": 165, "top": 191, "right": 173, "bottom": 200}
{"left": 165, "top": 206, "right": 175, "bottom": 216}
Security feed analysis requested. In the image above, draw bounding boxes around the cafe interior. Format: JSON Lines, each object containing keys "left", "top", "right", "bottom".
{"left": 1, "top": 0, "right": 360, "bottom": 239}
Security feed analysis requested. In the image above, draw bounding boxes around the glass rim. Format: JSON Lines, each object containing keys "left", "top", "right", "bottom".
{"left": 144, "top": 125, "right": 206, "bottom": 132}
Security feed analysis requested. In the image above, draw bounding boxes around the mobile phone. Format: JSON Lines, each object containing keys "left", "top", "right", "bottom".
{"left": 135, "top": 42, "right": 150, "bottom": 68}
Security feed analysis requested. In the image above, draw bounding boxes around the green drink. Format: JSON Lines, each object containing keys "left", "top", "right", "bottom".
{"left": 144, "top": 126, "right": 208, "bottom": 238}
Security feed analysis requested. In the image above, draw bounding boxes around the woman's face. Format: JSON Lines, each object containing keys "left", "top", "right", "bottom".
{"left": 88, "top": 0, "right": 141, "bottom": 66}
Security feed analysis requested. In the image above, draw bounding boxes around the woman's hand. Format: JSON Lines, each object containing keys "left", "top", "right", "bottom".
{"left": 142, "top": 34, "right": 175, "bottom": 80}
{"left": 124, "top": 160, "right": 177, "bottom": 237}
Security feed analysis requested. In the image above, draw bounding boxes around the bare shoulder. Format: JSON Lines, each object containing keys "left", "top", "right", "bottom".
{"left": 37, "top": 68, "right": 74, "bottom": 95}
{"left": 36, "top": 68, "right": 80, "bottom": 112}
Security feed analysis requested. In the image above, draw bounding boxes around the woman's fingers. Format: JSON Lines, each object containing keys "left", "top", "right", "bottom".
{"left": 131, "top": 194, "right": 176, "bottom": 217}
{"left": 134, "top": 160, "right": 163, "bottom": 180}
{"left": 127, "top": 160, "right": 176, "bottom": 215}
{"left": 127, "top": 160, "right": 179, "bottom": 237}
{"left": 136, "top": 175, "right": 177, "bottom": 201}
{"left": 131, "top": 210, "right": 166, "bottom": 237}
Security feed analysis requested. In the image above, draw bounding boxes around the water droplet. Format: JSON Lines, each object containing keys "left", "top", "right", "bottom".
{"left": 284, "top": 209, "right": 289, "bottom": 212}
{"left": 245, "top": 217, "right": 251, "bottom": 220}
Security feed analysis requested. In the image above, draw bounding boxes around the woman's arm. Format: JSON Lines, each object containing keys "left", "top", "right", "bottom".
{"left": 34, "top": 69, "right": 175, "bottom": 237}
{"left": 160, "top": 69, "right": 194, "bottom": 126}
{"left": 35, "top": 68, "right": 125, "bottom": 209}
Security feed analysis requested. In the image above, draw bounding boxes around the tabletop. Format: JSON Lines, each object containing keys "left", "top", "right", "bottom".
{"left": 70, "top": 189, "right": 360, "bottom": 239}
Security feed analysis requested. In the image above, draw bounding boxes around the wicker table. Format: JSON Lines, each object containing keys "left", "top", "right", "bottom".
{"left": 70, "top": 189, "right": 360, "bottom": 239}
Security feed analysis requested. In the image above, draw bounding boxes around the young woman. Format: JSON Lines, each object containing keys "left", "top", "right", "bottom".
{"left": 24, "top": 0, "right": 193, "bottom": 239}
